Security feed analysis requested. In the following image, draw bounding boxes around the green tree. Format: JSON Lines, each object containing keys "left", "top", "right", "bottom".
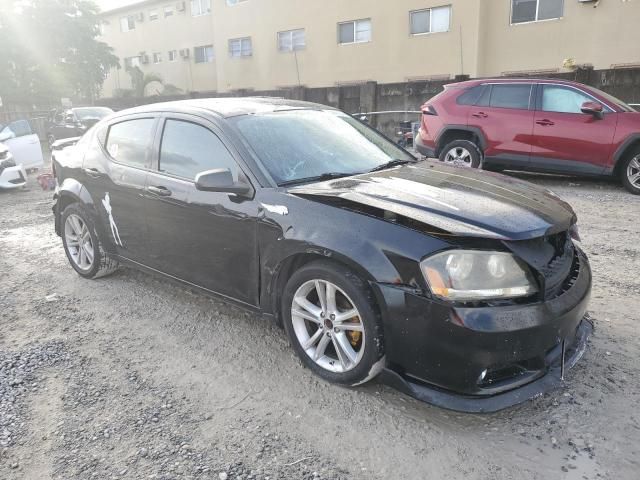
{"left": 0, "top": 0, "right": 119, "bottom": 105}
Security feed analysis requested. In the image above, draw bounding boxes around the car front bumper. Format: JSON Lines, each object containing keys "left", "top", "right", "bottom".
{"left": 0, "top": 164, "right": 27, "bottom": 189}
{"left": 374, "top": 248, "right": 592, "bottom": 412}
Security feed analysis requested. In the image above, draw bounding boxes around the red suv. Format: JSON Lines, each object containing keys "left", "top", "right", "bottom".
{"left": 416, "top": 78, "right": 640, "bottom": 194}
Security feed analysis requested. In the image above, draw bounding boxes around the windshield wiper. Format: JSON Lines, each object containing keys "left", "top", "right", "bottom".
{"left": 278, "top": 172, "right": 354, "bottom": 187}
{"left": 368, "top": 159, "right": 415, "bottom": 173}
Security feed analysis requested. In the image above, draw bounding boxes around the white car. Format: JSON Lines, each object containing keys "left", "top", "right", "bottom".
{"left": 0, "top": 119, "right": 44, "bottom": 171}
{"left": 0, "top": 143, "right": 27, "bottom": 190}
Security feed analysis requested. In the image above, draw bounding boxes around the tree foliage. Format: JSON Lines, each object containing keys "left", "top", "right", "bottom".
{"left": 0, "top": 0, "right": 119, "bottom": 105}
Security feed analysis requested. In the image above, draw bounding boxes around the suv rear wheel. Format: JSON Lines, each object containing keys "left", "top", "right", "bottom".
{"left": 620, "top": 150, "right": 640, "bottom": 195}
{"left": 439, "top": 139, "right": 482, "bottom": 169}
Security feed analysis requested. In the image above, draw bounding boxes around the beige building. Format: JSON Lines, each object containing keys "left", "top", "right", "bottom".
{"left": 98, "top": 0, "right": 640, "bottom": 98}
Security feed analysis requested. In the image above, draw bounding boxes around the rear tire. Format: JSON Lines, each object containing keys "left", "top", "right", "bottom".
{"left": 61, "top": 203, "right": 119, "bottom": 279}
{"left": 282, "top": 260, "right": 385, "bottom": 386}
{"left": 620, "top": 150, "right": 640, "bottom": 195}
{"left": 438, "top": 139, "right": 482, "bottom": 168}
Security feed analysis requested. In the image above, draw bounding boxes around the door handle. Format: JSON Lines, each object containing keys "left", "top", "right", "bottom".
{"left": 536, "top": 119, "right": 555, "bottom": 126}
{"left": 472, "top": 112, "right": 488, "bottom": 118}
{"left": 83, "top": 167, "right": 103, "bottom": 178}
{"left": 146, "top": 185, "right": 172, "bottom": 197}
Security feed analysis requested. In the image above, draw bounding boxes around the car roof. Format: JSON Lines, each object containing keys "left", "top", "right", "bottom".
{"left": 115, "top": 97, "right": 337, "bottom": 119}
{"left": 449, "top": 78, "right": 587, "bottom": 88}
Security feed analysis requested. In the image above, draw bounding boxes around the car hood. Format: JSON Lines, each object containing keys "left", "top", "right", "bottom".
{"left": 287, "top": 161, "right": 576, "bottom": 241}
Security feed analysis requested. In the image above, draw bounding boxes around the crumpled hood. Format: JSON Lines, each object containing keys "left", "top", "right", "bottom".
{"left": 287, "top": 161, "right": 576, "bottom": 241}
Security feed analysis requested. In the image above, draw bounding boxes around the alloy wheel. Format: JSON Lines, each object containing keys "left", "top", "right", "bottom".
{"left": 627, "top": 155, "right": 640, "bottom": 189}
{"left": 444, "top": 147, "right": 473, "bottom": 167}
{"left": 291, "top": 279, "right": 365, "bottom": 373}
{"left": 64, "top": 213, "right": 94, "bottom": 271}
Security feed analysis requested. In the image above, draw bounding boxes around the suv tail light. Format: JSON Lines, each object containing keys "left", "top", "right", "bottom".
{"left": 422, "top": 105, "right": 438, "bottom": 116}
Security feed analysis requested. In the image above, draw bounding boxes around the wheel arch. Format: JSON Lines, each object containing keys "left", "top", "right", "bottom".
{"left": 612, "top": 134, "right": 640, "bottom": 177}
{"left": 435, "top": 126, "right": 487, "bottom": 157}
{"left": 266, "top": 250, "right": 382, "bottom": 327}
{"left": 54, "top": 178, "right": 95, "bottom": 236}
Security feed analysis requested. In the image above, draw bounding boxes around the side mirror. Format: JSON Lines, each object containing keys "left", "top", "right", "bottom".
{"left": 195, "top": 168, "right": 253, "bottom": 197}
{"left": 581, "top": 101, "right": 604, "bottom": 119}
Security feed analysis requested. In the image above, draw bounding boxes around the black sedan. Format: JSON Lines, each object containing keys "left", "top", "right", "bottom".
{"left": 52, "top": 98, "right": 592, "bottom": 412}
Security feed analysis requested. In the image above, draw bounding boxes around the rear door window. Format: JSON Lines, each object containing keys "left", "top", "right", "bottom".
{"left": 158, "top": 119, "right": 239, "bottom": 181}
{"left": 489, "top": 84, "right": 533, "bottom": 110}
{"left": 105, "top": 118, "right": 155, "bottom": 169}
{"left": 456, "top": 85, "right": 486, "bottom": 106}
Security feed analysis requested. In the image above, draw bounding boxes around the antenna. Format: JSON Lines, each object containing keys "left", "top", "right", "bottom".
{"left": 459, "top": 25, "right": 464, "bottom": 75}
{"left": 294, "top": 48, "right": 301, "bottom": 87}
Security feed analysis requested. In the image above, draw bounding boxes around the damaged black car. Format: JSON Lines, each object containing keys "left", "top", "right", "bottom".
{"left": 52, "top": 98, "right": 592, "bottom": 412}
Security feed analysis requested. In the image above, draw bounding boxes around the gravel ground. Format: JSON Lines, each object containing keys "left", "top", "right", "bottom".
{"left": 0, "top": 169, "right": 638, "bottom": 480}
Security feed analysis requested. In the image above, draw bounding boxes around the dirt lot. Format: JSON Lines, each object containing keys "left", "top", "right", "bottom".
{"left": 0, "top": 170, "right": 638, "bottom": 480}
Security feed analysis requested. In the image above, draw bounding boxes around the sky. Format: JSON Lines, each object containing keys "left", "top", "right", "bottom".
{"left": 96, "top": 0, "right": 145, "bottom": 12}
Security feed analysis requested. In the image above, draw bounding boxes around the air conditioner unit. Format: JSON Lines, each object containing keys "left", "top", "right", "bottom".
{"left": 140, "top": 54, "right": 150, "bottom": 64}
{"left": 180, "top": 48, "right": 190, "bottom": 59}
{"left": 136, "top": 12, "right": 144, "bottom": 22}
{"left": 176, "top": 1, "right": 186, "bottom": 12}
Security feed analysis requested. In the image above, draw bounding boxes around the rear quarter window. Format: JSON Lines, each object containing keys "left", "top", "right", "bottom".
{"left": 105, "top": 118, "right": 155, "bottom": 169}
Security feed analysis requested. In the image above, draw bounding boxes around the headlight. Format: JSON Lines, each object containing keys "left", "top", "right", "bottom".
{"left": 421, "top": 250, "right": 538, "bottom": 301}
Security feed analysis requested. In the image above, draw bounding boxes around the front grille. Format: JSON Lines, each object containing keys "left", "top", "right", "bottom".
{"left": 505, "top": 231, "right": 575, "bottom": 299}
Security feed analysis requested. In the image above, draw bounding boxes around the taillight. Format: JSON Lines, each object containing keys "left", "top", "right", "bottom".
{"left": 422, "top": 104, "right": 438, "bottom": 116}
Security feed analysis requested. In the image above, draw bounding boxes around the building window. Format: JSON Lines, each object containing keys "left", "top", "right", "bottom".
{"left": 168, "top": 50, "right": 178, "bottom": 62}
{"left": 229, "top": 37, "right": 252, "bottom": 57}
{"left": 226, "top": 0, "right": 248, "bottom": 5}
{"left": 191, "top": 0, "right": 211, "bottom": 16}
{"left": 194, "top": 45, "right": 215, "bottom": 63}
{"left": 164, "top": 6, "right": 174, "bottom": 17}
{"left": 153, "top": 52, "right": 162, "bottom": 64}
{"left": 410, "top": 6, "right": 451, "bottom": 35}
{"left": 277, "top": 29, "right": 305, "bottom": 52}
{"left": 511, "top": 0, "right": 563, "bottom": 24}
{"left": 338, "top": 19, "right": 371, "bottom": 44}
{"left": 149, "top": 10, "right": 159, "bottom": 21}
{"left": 124, "top": 56, "right": 141, "bottom": 69}
{"left": 120, "top": 15, "right": 135, "bottom": 32}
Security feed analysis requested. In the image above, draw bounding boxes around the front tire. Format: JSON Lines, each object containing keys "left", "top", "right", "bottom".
{"left": 438, "top": 139, "right": 482, "bottom": 168}
{"left": 282, "top": 260, "right": 385, "bottom": 386}
{"left": 61, "top": 203, "right": 119, "bottom": 279}
{"left": 620, "top": 150, "right": 640, "bottom": 195}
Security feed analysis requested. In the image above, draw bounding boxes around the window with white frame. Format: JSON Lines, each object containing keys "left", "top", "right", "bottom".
{"left": 226, "top": 0, "right": 248, "bottom": 5}
{"left": 194, "top": 45, "right": 214, "bottom": 63}
{"left": 168, "top": 50, "right": 178, "bottom": 62}
{"left": 338, "top": 19, "right": 371, "bottom": 45}
{"left": 120, "top": 15, "right": 135, "bottom": 32}
{"left": 277, "top": 29, "right": 305, "bottom": 52}
{"left": 149, "top": 10, "right": 159, "bottom": 21}
{"left": 191, "top": 0, "right": 211, "bottom": 16}
{"left": 410, "top": 6, "right": 451, "bottom": 35}
{"left": 511, "top": 0, "right": 563, "bottom": 24}
{"left": 153, "top": 52, "right": 162, "bottom": 64}
{"left": 164, "top": 5, "right": 174, "bottom": 17}
{"left": 229, "top": 37, "right": 252, "bottom": 57}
